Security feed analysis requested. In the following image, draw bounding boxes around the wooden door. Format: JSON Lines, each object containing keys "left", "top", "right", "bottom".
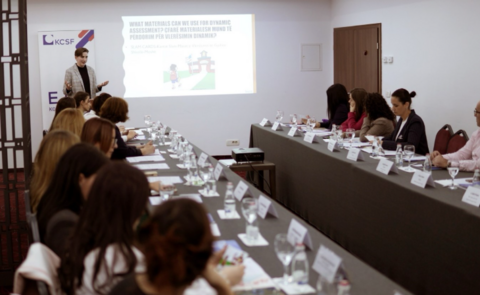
{"left": 334, "top": 24, "right": 381, "bottom": 93}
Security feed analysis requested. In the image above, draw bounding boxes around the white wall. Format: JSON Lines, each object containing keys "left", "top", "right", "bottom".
{"left": 332, "top": 0, "right": 480, "bottom": 150}
{"left": 27, "top": 0, "right": 333, "bottom": 156}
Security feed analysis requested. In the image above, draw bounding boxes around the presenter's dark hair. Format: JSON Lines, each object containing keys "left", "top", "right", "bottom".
{"left": 365, "top": 93, "right": 395, "bottom": 122}
{"left": 92, "top": 92, "right": 112, "bottom": 115}
{"left": 349, "top": 88, "right": 367, "bottom": 121}
{"left": 36, "top": 143, "right": 109, "bottom": 242}
{"left": 59, "top": 162, "right": 150, "bottom": 294}
{"left": 137, "top": 198, "right": 214, "bottom": 289}
{"left": 326, "top": 84, "right": 349, "bottom": 120}
{"left": 392, "top": 88, "right": 416, "bottom": 109}
{"left": 73, "top": 91, "right": 90, "bottom": 107}
{"left": 74, "top": 47, "right": 89, "bottom": 57}
{"left": 51, "top": 97, "right": 76, "bottom": 128}
{"left": 99, "top": 97, "right": 129, "bottom": 123}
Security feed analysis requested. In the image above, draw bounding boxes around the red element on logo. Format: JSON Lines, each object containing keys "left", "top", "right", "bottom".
{"left": 88, "top": 34, "right": 95, "bottom": 41}
{"left": 78, "top": 30, "right": 89, "bottom": 38}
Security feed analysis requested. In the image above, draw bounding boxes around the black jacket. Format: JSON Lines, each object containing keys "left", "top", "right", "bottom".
{"left": 111, "top": 126, "right": 143, "bottom": 160}
{"left": 382, "top": 109, "right": 429, "bottom": 155}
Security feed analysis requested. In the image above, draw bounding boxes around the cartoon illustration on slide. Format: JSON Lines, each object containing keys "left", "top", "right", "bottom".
{"left": 163, "top": 51, "right": 216, "bottom": 91}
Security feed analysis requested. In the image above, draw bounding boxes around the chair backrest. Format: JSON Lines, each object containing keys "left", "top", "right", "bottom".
{"left": 24, "top": 190, "right": 41, "bottom": 243}
{"left": 446, "top": 129, "right": 469, "bottom": 154}
{"left": 433, "top": 124, "right": 453, "bottom": 154}
{"left": 13, "top": 243, "right": 61, "bottom": 295}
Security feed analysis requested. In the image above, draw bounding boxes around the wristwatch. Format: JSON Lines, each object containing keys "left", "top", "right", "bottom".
{"left": 447, "top": 160, "right": 451, "bottom": 167}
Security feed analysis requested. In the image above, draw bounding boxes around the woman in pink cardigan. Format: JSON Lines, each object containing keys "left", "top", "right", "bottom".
{"left": 341, "top": 88, "right": 367, "bottom": 135}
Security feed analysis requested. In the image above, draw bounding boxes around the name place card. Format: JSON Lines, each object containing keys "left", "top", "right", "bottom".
{"left": 376, "top": 159, "right": 398, "bottom": 175}
{"left": 327, "top": 140, "right": 339, "bottom": 152}
{"left": 272, "top": 122, "right": 283, "bottom": 131}
{"left": 214, "top": 163, "right": 227, "bottom": 181}
{"left": 312, "top": 245, "right": 342, "bottom": 283}
{"left": 234, "top": 181, "right": 252, "bottom": 201}
{"left": 197, "top": 152, "right": 209, "bottom": 166}
{"left": 346, "top": 148, "right": 364, "bottom": 161}
{"left": 288, "top": 127, "right": 301, "bottom": 137}
{"left": 287, "top": 219, "right": 313, "bottom": 249}
{"left": 411, "top": 170, "right": 435, "bottom": 188}
{"left": 260, "top": 118, "right": 272, "bottom": 127}
{"left": 257, "top": 195, "right": 278, "bottom": 219}
{"left": 304, "top": 132, "right": 318, "bottom": 144}
{"left": 462, "top": 186, "right": 480, "bottom": 207}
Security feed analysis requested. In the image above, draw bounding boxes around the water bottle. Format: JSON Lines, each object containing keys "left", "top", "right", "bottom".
{"left": 291, "top": 243, "right": 309, "bottom": 285}
{"left": 224, "top": 182, "right": 235, "bottom": 218}
{"left": 473, "top": 169, "right": 480, "bottom": 184}
{"left": 395, "top": 144, "right": 403, "bottom": 167}
{"left": 423, "top": 153, "right": 432, "bottom": 173}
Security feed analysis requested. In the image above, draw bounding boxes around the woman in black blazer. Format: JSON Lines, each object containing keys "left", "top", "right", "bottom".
{"left": 319, "top": 83, "right": 349, "bottom": 129}
{"left": 381, "top": 88, "right": 429, "bottom": 155}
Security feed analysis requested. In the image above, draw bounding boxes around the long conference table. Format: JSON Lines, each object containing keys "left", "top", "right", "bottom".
{"left": 249, "top": 123, "right": 480, "bottom": 295}
{"left": 130, "top": 129, "right": 412, "bottom": 295}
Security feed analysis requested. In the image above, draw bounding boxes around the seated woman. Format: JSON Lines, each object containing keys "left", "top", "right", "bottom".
{"left": 58, "top": 162, "right": 150, "bottom": 295}
{"left": 319, "top": 84, "right": 349, "bottom": 129}
{"left": 109, "top": 199, "right": 239, "bottom": 295}
{"left": 50, "top": 108, "right": 85, "bottom": 137}
{"left": 381, "top": 89, "right": 429, "bottom": 155}
{"left": 49, "top": 97, "right": 76, "bottom": 131}
{"left": 81, "top": 117, "right": 117, "bottom": 158}
{"left": 36, "top": 143, "right": 109, "bottom": 257}
{"left": 30, "top": 130, "right": 80, "bottom": 212}
{"left": 84, "top": 92, "right": 111, "bottom": 121}
{"left": 100, "top": 97, "right": 154, "bottom": 159}
{"left": 74, "top": 91, "right": 91, "bottom": 116}
{"left": 359, "top": 93, "right": 396, "bottom": 142}
{"left": 340, "top": 88, "right": 367, "bottom": 134}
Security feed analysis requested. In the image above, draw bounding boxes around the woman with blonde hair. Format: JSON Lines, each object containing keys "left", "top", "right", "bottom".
{"left": 51, "top": 108, "right": 85, "bottom": 137}
{"left": 30, "top": 130, "right": 80, "bottom": 212}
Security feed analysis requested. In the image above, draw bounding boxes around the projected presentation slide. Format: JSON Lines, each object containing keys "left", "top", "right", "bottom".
{"left": 122, "top": 14, "right": 256, "bottom": 98}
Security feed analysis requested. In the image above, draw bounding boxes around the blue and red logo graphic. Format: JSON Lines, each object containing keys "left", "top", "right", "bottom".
{"left": 76, "top": 30, "right": 95, "bottom": 48}
{"left": 42, "top": 30, "right": 94, "bottom": 47}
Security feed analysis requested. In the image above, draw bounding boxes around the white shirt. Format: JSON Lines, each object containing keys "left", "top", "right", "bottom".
{"left": 76, "top": 244, "right": 145, "bottom": 295}
{"left": 84, "top": 111, "right": 98, "bottom": 121}
{"left": 395, "top": 117, "right": 408, "bottom": 141}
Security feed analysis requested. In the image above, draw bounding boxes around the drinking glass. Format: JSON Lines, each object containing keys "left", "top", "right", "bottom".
{"left": 290, "top": 114, "right": 298, "bottom": 126}
{"left": 190, "top": 154, "right": 200, "bottom": 185}
{"left": 403, "top": 145, "right": 415, "bottom": 172}
{"left": 274, "top": 233, "right": 295, "bottom": 285}
{"left": 144, "top": 115, "right": 151, "bottom": 127}
{"left": 183, "top": 154, "right": 193, "bottom": 184}
{"left": 276, "top": 110, "right": 284, "bottom": 122}
{"left": 345, "top": 128, "right": 355, "bottom": 146}
{"left": 336, "top": 129, "right": 344, "bottom": 149}
{"left": 159, "top": 128, "right": 166, "bottom": 145}
{"left": 241, "top": 197, "right": 259, "bottom": 241}
{"left": 448, "top": 167, "right": 459, "bottom": 190}
{"left": 199, "top": 163, "right": 213, "bottom": 195}
{"left": 306, "top": 117, "right": 316, "bottom": 132}
{"left": 159, "top": 184, "right": 175, "bottom": 202}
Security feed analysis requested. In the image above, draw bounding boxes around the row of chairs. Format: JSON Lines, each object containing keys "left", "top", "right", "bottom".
{"left": 433, "top": 124, "right": 469, "bottom": 155}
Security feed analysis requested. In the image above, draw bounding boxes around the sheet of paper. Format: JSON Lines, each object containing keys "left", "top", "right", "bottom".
{"left": 126, "top": 155, "right": 165, "bottom": 163}
{"left": 217, "top": 210, "right": 241, "bottom": 219}
{"left": 435, "top": 177, "right": 471, "bottom": 187}
{"left": 149, "top": 197, "right": 162, "bottom": 205}
{"left": 175, "top": 194, "right": 202, "bottom": 203}
{"left": 238, "top": 233, "right": 269, "bottom": 247}
{"left": 147, "top": 176, "right": 183, "bottom": 184}
{"left": 134, "top": 163, "right": 169, "bottom": 170}
{"left": 361, "top": 146, "right": 396, "bottom": 156}
{"left": 272, "top": 278, "right": 316, "bottom": 295}
{"left": 231, "top": 258, "right": 275, "bottom": 292}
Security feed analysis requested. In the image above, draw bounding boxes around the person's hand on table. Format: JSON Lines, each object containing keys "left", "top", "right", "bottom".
{"left": 431, "top": 150, "right": 442, "bottom": 160}
{"left": 149, "top": 181, "right": 175, "bottom": 192}
{"left": 140, "top": 141, "right": 155, "bottom": 155}
{"left": 119, "top": 125, "right": 126, "bottom": 133}
{"left": 432, "top": 154, "right": 449, "bottom": 168}
{"left": 220, "top": 265, "right": 245, "bottom": 286}
{"left": 126, "top": 130, "right": 137, "bottom": 141}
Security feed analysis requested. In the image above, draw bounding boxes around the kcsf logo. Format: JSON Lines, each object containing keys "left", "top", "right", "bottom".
{"left": 42, "top": 34, "right": 74, "bottom": 46}
{"left": 42, "top": 30, "right": 94, "bottom": 47}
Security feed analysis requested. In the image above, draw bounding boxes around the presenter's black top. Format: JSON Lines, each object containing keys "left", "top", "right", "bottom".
{"left": 108, "top": 274, "right": 148, "bottom": 295}
{"left": 382, "top": 109, "right": 429, "bottom": 155}
{"left": 320, "top": 103, "right": 349, "bottom": 130}
{"left": 77, "top": 65, "right": 91, "bottom": 96}
{"left": 111, "top": 126, "right": 143, "bottom": 160}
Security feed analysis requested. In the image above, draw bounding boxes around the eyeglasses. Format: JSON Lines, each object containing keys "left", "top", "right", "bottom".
{"left": 474, "top": 109, "right": 480, "bottom": 115}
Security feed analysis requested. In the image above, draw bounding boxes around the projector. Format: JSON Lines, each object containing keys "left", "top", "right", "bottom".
{"left": 232, "top": 147, "right": 264, "bottom": 163}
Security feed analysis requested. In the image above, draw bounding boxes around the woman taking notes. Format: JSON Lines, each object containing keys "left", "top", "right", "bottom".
{"left": 381, "top": 89, "right": 429, "bottom": 155}
{"left": 359, "top": 93, "right": 396, "bottom": 142}
{"left": 340, "top": 88, "right": 367, "bottom": 134}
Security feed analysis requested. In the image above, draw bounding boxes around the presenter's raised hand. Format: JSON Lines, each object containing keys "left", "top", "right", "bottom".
{"left": 98, "top": 80, "right": 109, "bottom": 88}
{"left": 64, "top": 80, "right": 72, "bottom": 91}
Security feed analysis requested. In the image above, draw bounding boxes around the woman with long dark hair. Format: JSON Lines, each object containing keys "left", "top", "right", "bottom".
{"left": 59, "top": 162, "right": 150, "bottom": 295}
{"left": 319, "top": 84, "right": 349, "bottom": 129}
{"left": 359, "top": 93, "right": 396, "bottom": 142}
{"left": 36, "top": 143, "right": 109, "bottom": 256}
{"left": 340, "top": 88, "right": 367, "bottom": 133}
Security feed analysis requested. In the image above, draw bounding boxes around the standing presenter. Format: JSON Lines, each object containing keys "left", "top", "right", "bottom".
{"left": 63, "top": 48, "right": 109, "bottom": 97}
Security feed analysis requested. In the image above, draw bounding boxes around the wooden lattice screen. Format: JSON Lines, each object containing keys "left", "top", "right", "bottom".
{"left": 0, "top": 0, "right": 31, "bottom": 286}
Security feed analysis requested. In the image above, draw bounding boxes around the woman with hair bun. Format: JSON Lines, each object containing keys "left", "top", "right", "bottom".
{"left": 381, "top": 88, "right": 429, "bottom": 155}
{"left": 109, "top": 198, "right": 243, "bottom": 295}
